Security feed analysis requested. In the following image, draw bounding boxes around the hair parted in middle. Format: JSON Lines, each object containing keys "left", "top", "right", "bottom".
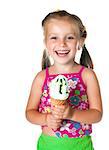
{"left": 41, "top": 10, "right": 93, "bottom": 70}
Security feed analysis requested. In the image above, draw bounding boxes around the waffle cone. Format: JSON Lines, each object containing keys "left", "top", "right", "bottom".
{"left": 50, "top": 97, "right": 66, "bottom": 106}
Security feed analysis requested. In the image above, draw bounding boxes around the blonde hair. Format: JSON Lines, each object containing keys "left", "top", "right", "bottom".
{"left": 41, "top": 10, "right": 93, "bottom": 70}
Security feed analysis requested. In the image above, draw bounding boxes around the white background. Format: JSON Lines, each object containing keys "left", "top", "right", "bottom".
{"left": 0, "top": 0, "right": 109, "bottom": 149}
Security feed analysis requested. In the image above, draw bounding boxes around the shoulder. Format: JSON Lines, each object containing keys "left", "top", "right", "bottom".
{"left": 81, "top": 67, "right": 99, "bottom": 86}
{"left": 35, "top": 69, "right": 46, "bottom": 81}
{"left": 32, "top": 69, "right": 46, "bottom": 88}
{"left": 82, "top": 67, "right": 95, "bottom": 76}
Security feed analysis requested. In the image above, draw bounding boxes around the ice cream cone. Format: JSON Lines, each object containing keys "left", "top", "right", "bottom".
{"left": 51, "top": 97, "right": 66, "bottom": 106}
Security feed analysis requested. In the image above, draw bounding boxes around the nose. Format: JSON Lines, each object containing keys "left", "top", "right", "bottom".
{"left": 59, "top": 39, "right": 66, "bottom": 47}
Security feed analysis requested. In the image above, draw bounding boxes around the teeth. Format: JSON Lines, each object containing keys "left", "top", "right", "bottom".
{"left": 55, "top": 50, "right": 70, "bottom": 56}
{"left": 55, "top": 50, "right": 70, "bottom": 54}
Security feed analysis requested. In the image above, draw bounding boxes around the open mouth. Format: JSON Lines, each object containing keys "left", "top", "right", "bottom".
{"left": 55, "top": 50, "right": 70, "bottom": 57}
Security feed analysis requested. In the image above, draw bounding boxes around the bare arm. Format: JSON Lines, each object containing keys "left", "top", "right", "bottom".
{"left": 25, "top": 70, "right": 47, "bottom": 126}
{"left": 52, "top": 68, "right": 103, "bottom": 124}
{"left": 71, "top": 68, "right": 103, "bottom": 124}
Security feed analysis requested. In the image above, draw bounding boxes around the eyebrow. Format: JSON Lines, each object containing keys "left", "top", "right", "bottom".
{"left": 48, "top": 33, "right": 76, "bottom": 36}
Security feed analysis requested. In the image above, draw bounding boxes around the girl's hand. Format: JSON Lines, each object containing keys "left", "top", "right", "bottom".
{"left": 46, "top": 113, "right": 62, "bottom": 130}
{"left": 52, "top": 103, "right": 73, "bottom": 120}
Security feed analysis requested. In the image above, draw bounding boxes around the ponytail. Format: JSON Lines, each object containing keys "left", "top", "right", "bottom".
{"left": 41, "top": 49, "right": 51, "bottom": 70}
{"left": 80, "top": 44, "right": 93, "bottom": 69}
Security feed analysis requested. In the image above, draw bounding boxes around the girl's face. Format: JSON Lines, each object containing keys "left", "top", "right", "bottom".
{"left": 44, "top": 19, "right": 80, "bottom": 65}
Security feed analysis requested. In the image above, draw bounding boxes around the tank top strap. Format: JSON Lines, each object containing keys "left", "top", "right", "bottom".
{"left": 46, "top": 67, "right": 49, "bottom": 77}
{"left": 78, "top": 66, "right": 85, "bottom": 75}
{"left": 42, "top": 67, "right": 49, "bottom": 91}
{"left": 78, "top": 66, "right": 86, "bottom": 88}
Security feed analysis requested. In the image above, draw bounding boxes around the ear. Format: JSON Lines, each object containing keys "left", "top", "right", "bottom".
{"left": 79, "top": 38, "right": 85, "bottom": 49}
{"left": 76, "top": 42, "right": 79, "bottom": 50}
{"left": 76, "top": 38, "right": 85, "bottom": 50}
{"left": 76, "top": 41, "right": 81, "bottom": 50}
{"left": 43, "top": 38, "right": 46, "bottom": 46}
{"left": 43, "top": 38, "right": 49, "bottom": 54}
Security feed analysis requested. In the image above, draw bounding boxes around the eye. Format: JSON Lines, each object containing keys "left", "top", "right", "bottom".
{"left": 67, "top": 36, "right": 74, "bottom": 40}
{"left": 50, "top": 36, "right": 57, "bottom": 40}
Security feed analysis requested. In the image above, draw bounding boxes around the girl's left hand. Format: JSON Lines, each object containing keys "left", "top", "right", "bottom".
{"left": 52, "top": 103, "right": 73, "bottom": 120}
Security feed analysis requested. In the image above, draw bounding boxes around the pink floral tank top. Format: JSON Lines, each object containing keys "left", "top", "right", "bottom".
{"left": 38, "top": 66, "right": 92, "bottom": 138}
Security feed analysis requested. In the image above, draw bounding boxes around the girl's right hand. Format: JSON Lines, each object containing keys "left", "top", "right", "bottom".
{"left": 46, "top": 113, "right": 62, "bottom": 130}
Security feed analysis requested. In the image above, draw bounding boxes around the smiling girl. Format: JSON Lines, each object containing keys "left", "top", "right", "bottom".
{"left": 25, "top": 10, "right": 102, "bottom": 150}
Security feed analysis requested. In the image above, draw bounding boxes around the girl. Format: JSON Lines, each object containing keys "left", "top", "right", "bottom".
{"left": 25, "top": 10, "right": 102, "bottom": 150}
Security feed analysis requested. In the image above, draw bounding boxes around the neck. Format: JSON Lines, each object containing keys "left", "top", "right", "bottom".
{"left": 53, "top": 61, "right": 76, "bottom": 74}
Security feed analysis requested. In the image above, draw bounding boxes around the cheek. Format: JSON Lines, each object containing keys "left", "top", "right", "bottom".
{"left": 69, "top": 43, "right": 77, "bottom": 50}
{"left": 46, "top": 41, "right": 55, "bottom": 52}
{"left": 45, "top": 44, "right": 53, "bottom": 56}
{"left": 71, "top": 41, "right": 79, "bottom": 50}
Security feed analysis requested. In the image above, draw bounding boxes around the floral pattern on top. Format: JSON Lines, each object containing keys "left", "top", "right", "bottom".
{"left": 38, "top": 67, "right": 92, "bottom": 138}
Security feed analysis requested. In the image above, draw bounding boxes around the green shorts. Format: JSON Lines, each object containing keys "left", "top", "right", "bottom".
{"left": 37, "top": 133, "right": 94, "bottom": 150}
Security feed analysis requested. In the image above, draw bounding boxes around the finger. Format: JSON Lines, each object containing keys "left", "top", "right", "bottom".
{"left": 56, "top": 104, "right": 67, "bottom": 108}
{"left": 54, "top": 114, "right": 63, "bottom": 119}
{"left": 53, "top": 107, "right": 64, "bottom": 113}
{"left": 52, "top": 123, "right": 61, "bottom": 130}
{"left": 56, "top": 119, "right": 62, "bottom": 123}
{"left": 52, "top": 110, "right": 62, "bottom": 117}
